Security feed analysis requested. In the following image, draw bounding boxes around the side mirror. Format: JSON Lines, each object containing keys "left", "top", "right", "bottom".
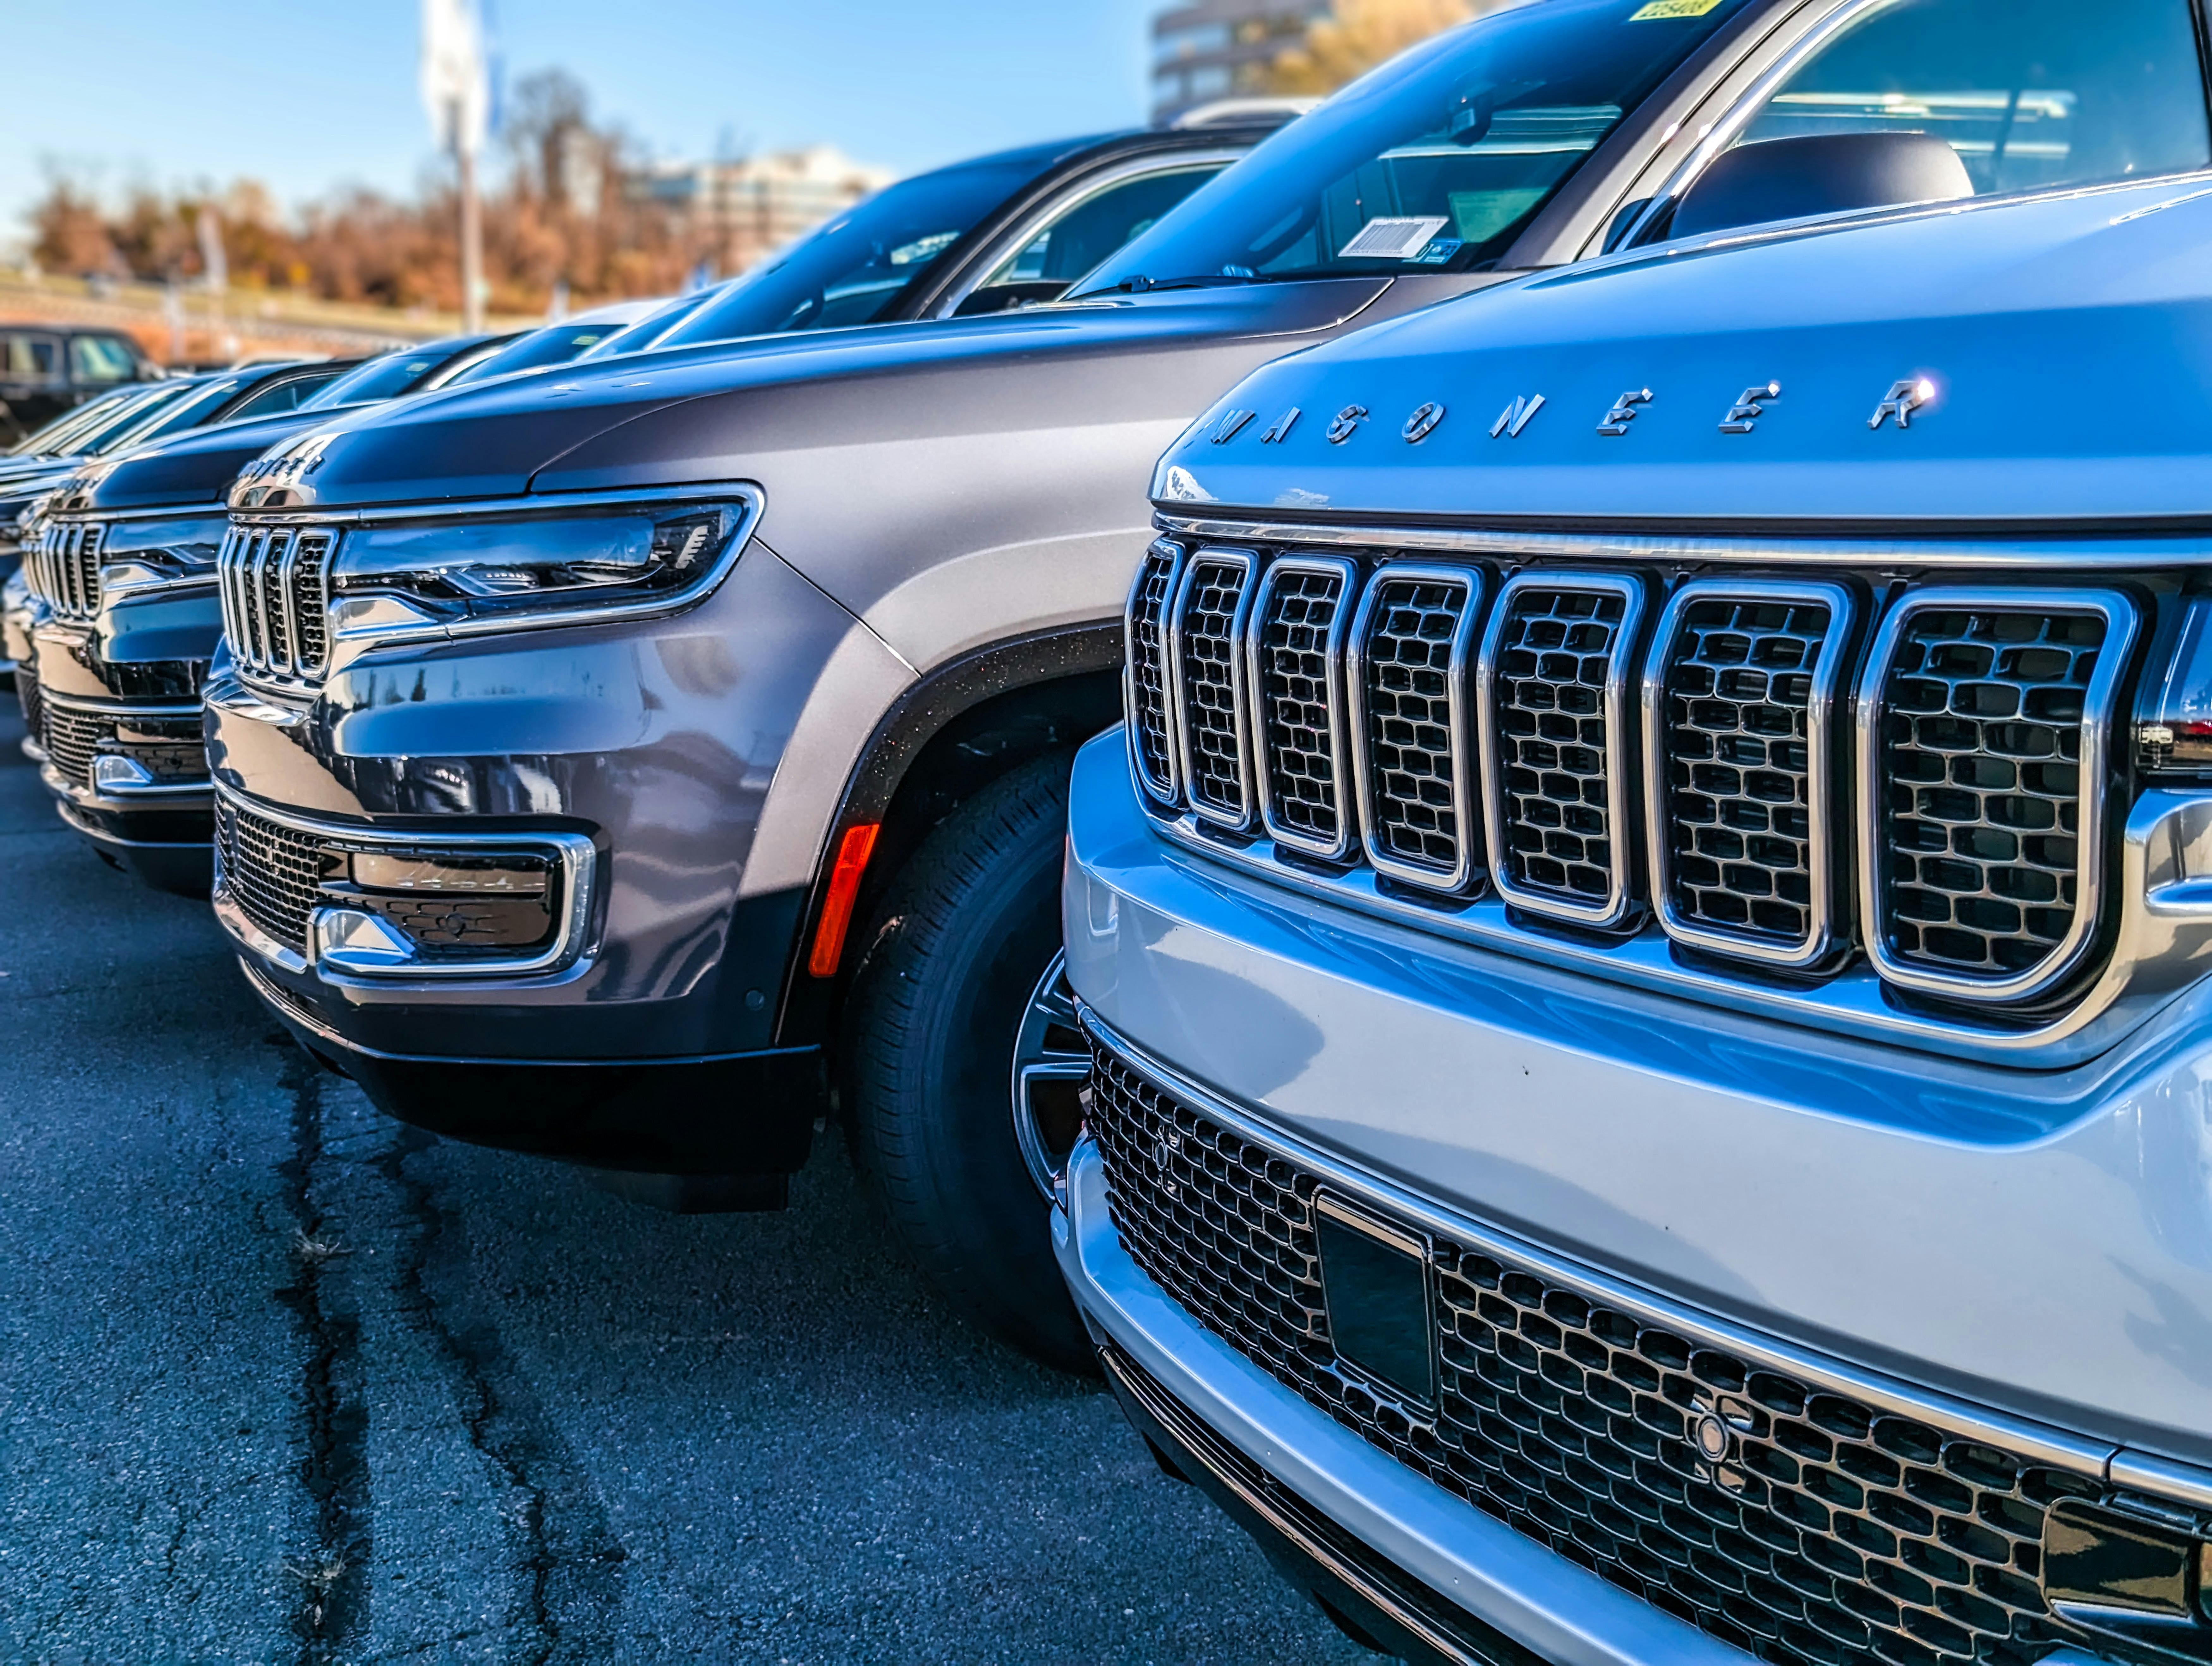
{"left": 1670, "top": 131, "right": 1973, "bottom": 241}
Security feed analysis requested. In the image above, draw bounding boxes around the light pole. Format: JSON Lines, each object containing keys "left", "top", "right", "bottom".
{"left": 422, "top": 0, "right": 491, "bottom": 333}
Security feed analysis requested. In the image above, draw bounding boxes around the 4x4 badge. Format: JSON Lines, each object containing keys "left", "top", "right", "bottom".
{"left": 1870, "top": 377, "right": 1935, "bottom": 430}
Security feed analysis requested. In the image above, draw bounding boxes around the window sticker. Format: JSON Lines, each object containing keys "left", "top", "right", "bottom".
{"left": 1411, "top": 237, "right": 1464, "bottom": 266}
{"left": 1338, "top": 216, "right": 1451, "bottom": 260}
{"left": 1630, "top": 0, "right": 1726, "bottom": 17}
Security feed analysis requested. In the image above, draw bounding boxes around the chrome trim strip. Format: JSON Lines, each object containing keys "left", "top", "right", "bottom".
{"left": 1641, "top": 578, "right": 1854, "bottom": 970}
{"left": 1080, "top": 1004, "right": 2115, "bottom": 1483}
{"left": 1154, "top": 514, "right": 2212, "bottom": 573}
{"left": 1146, "top": 785, "right": 2212, "bottom": 1066}
{"left": 210, "top": 784, "right": 596, "bottom": 984}
{"left": 1855, "top": 587, "right": 2137, "bottom": 1005}
{"left": 36, "top": 690, "right": 202, "bottom": 720}
{"left": 227, "top": 481, "right": 765, "bottom": 526}
{"left": 1345, "top": 562, "right": 1485, "bottom": 893}
{"left": 1245, "top": 553, "right": 1359, "bottom": 863}
{"left": 1166, "top": 545, "right": 1259, "bottom": 832}
{"left": 1477, "top": 571, "right": 1646, "bottom": 930}
{"left": 1123, "top": 538, "right": 1187, "bottom": 809}
{"left": 43, "top": 501, "right": 241, "bottom": 526}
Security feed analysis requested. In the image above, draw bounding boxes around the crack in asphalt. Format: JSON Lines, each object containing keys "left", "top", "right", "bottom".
{"left": 273, "top": 1046, "right": 371, "bottom": 1663}
{"left": 377, "top": 1123, "right": 626, "bottom": 1663}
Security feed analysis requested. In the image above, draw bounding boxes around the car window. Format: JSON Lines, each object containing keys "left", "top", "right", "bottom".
{"left": 222, "top": 369, "right": 342, "bottom": 421}
{"left": 954, "top": 163, "right": 1230, "bottom": 317}
{"left": 1075, "top": 0, "right": 1757, "bottom": 294}
{"left": 69, "top": 335, "right": 140, "bottom": 383}
{"left": 4, "top": 334, "right": 64, "bottom": 383}
{"left": 657, "top": 145, "right": 1083, "bottom": 346}
{"left": 301, "top": 349, "right": 455, "bottom": 410}
{"left": 1731, "top": 0, "right": 2210, "bottom": 196}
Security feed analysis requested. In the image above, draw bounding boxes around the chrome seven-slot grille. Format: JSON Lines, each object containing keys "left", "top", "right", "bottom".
{"left": 215, "top": 797, "right": 325, "bottom": 952}
{"left": 1086, "top": 1038, "right": 2107, "bottom": 1666}
{"left": 28, "top": 520, "right": 104, "bottom": 618}
{"left": 1124, "top": 542, "right": 2132, "bottom": 1005}
{"left": 217, "top": 523, "right": 335, "bottom": 684}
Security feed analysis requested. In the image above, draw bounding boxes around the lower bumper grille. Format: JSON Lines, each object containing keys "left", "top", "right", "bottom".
{"left": 1085, "top": 1031, "right": 2110, "bottom": 1666}
{"left": 41, "top": 705, "right": 108, "bottom": 790}
{"left": 16, "top": 663, "right": 41, "bottom": 736}
{"left": 216, "top": 798, "right": 325, "bottom": 953}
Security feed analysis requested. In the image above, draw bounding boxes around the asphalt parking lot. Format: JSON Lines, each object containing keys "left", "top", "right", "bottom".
{"left": 0, "top": 706, "right": 1370, "bottom": 1666}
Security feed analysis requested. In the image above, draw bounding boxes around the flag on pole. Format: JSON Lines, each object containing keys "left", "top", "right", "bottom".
{"left": 420, "top": 0, "right": 491, "bottom": 157}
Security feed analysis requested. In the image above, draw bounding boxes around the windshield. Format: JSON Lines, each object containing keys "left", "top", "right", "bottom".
{"left": 444, "top": 320, "right": 643, "bottom": 386}
{"left": 302, "top": 341, "right": 475, "bottom": 410}
{"left": 73, "top": 382, "right": 212, "bottom": 455}
{"left": 577, "top": 290, "right": 721, "bottom": 359}
{"left": 1075, "top": 0, "right": 1755, "bottom": 293}
{"left": 96, "top": 377, "right": 247, "bottom": 451}
{"left": 658, "top": 143, "right": 1078, "bottom": 347}
{"left": 5, "top": 388, "right": 146, "bottom": 456}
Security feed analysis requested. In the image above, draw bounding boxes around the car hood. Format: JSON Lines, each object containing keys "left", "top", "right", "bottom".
{"left": 60, "top": 409, "right": 338, "bottom": 514}
{"left": 1153, "top": 174, "right": 2212, "bottom": 530}
{"left": 238, "top": 281, "right": 1402, "bottom": 510}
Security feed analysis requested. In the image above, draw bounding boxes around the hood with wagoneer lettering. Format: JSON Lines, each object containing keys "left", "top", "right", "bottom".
{"left": 1154, "top": 174, "right": 2212, "bottom": 530}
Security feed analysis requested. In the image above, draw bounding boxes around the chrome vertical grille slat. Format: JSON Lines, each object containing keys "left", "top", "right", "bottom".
{"left": 217, "top": 520, "right": 336, "bottom": 687}
{"left": 1478, "top": 573, "right": 1645, "bottom": 928}
{"left": 1124, "top": 540, "right": 1186, "bottom": 806}
{"left": 1347, "top": 564, "right": 1482, "bottom": 891}
{"left": 31, "top": 521, "right": 105, "bottom": 619}
{"left": 1248, "top": 556, "right": 1356, "bottom": 860}
{"left": 1167, "top": 548, "right": 1257, "bottom": 829}
{"left": 1644, "top": 582, "right": 1853, "bottom": 968}
{"left": 1858, "top": 589, "right": 2135, "bottom": 1004}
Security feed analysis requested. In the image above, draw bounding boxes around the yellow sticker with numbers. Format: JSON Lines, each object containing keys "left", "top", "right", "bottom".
{"left": 1630, "top": 0, "right": 1726, "bottom": 16}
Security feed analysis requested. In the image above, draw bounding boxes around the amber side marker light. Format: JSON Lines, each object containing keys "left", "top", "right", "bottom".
{"left": 808, "top": 823, "right": 881, "bottom": 978}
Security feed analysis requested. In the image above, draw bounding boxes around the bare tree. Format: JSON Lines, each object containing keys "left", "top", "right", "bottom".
{"left": 1263, "top": 0, "right": 1499, "bottom": 95}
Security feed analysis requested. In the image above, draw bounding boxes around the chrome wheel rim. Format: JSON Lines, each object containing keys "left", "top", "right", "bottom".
{"left": 1010, "top": 950, "right": 1087, "bottom": 1200}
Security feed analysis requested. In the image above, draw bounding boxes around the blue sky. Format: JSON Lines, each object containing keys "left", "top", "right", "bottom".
{"left": 1, "top": 0, "right": 1161, "bottom": 237}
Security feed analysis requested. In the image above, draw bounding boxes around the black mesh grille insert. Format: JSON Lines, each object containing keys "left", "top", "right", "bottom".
{"left": 1359, "top": 572, "right": 1472, "bottom": 877}
{"left": 1661, "top": 596, "right": 1832, "bottom": 947}
{"left": 1493, "top": 586, "right": 1626, "bottom": 905}
{"left": 41, "top": 705, "right": 109, "bottom": 789}
{"left": 1177, "top": 556, "right": 1250, "bottom": 819}
{"left": 1255, "top": 567, "right": 1347, "bottom": 848}
{"left": 1127, "top": 545, "right": 1180, "bottom": 796}
{"left": 1877, "top": 608, "right": 2104, "bottom": 980}
{"left": 217, "top": 799, "right": 325, "bottom": 953}
{"left": 1086, "top": 1035, "right": 2092, "bottom": 1666}
{"left": 291, "top": 532, "right": 332, "bottom": 673}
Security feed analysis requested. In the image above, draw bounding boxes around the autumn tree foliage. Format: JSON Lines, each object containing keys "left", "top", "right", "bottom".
{"left": 1264, "top": 0, "right": 1508, "bottom": 95}
{"left": 23, "top": 70, "right": 708, "bottom": 313}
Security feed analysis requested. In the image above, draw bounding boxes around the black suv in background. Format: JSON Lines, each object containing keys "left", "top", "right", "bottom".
{"left": 0, "top": 323, "right": 160, "bottom": 443}
{"left": 15, "top": 336, "right": 511, "bottom": 893}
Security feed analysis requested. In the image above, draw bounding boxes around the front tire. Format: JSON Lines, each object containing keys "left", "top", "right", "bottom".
{"left": 841, "top": 754, "right": 1095, "bottom": 1374}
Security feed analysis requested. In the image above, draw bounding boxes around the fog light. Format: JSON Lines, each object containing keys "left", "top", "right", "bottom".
{"left": 314, "top": 846, "right": 560, "bottom": 967}
{"left": 92, "top": 754, "right": 156, "bottom": 791}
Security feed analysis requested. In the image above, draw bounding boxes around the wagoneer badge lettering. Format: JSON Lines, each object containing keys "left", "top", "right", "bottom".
{"left": 1870, "top": 376, "right": 1935, "bottom": 429}
{"left": 1325, "top": 405, "right": 1369, "bottom": 443}
{"left": 1597, "top": 388, "right": 1651, "bottom": 436}
{"left": 1259, "top": 407, "right": 1300, "bottom": 443}
{"left": 1490, "top": 394, "right": 1546, "bottom": 438}
{"left": 1719, "top": 381, "right": 1782, "bottom": 433}
{"left": 1401, "top": 402, "right": 1445, "bottom": 443}
{"left": 1210, "top": 408, "right": 1257, "bottom": 444}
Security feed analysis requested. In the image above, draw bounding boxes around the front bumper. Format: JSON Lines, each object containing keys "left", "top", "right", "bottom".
{"left": 204, "top": 542, "right": 874, "bottom": 1169}
{"left": 29, "top": 601, "right": 215, "bottom": 894}
{"left": 1060, "top": 724, "right": 2212, "bottom": 1663}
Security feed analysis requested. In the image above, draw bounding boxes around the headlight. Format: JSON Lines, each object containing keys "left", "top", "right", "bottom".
{"left": 321, "top": 492, "right": 755, "bottom": 642}
{"left": 96, "top": 513, "right": 228, "bottom": 594}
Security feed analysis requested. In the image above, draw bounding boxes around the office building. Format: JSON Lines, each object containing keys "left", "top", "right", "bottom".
{"left": 637, "top": 145, "right": 895, "bottom": 276}
{"left": 1150, "top": 0, "right": 1332, "bottom": 124}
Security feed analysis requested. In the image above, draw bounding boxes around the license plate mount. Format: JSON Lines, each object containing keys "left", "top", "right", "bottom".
{"left": 1314, "top": 1192, "right": 1437, "bottom": 1406}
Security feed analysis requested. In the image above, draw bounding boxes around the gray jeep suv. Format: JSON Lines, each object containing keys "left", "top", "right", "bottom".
{"left": 207, "top": 0, "right": 2212, "bottom": 1370}
{"left": 1057, "top": 159, "right": 2212, "bottom": 1666}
